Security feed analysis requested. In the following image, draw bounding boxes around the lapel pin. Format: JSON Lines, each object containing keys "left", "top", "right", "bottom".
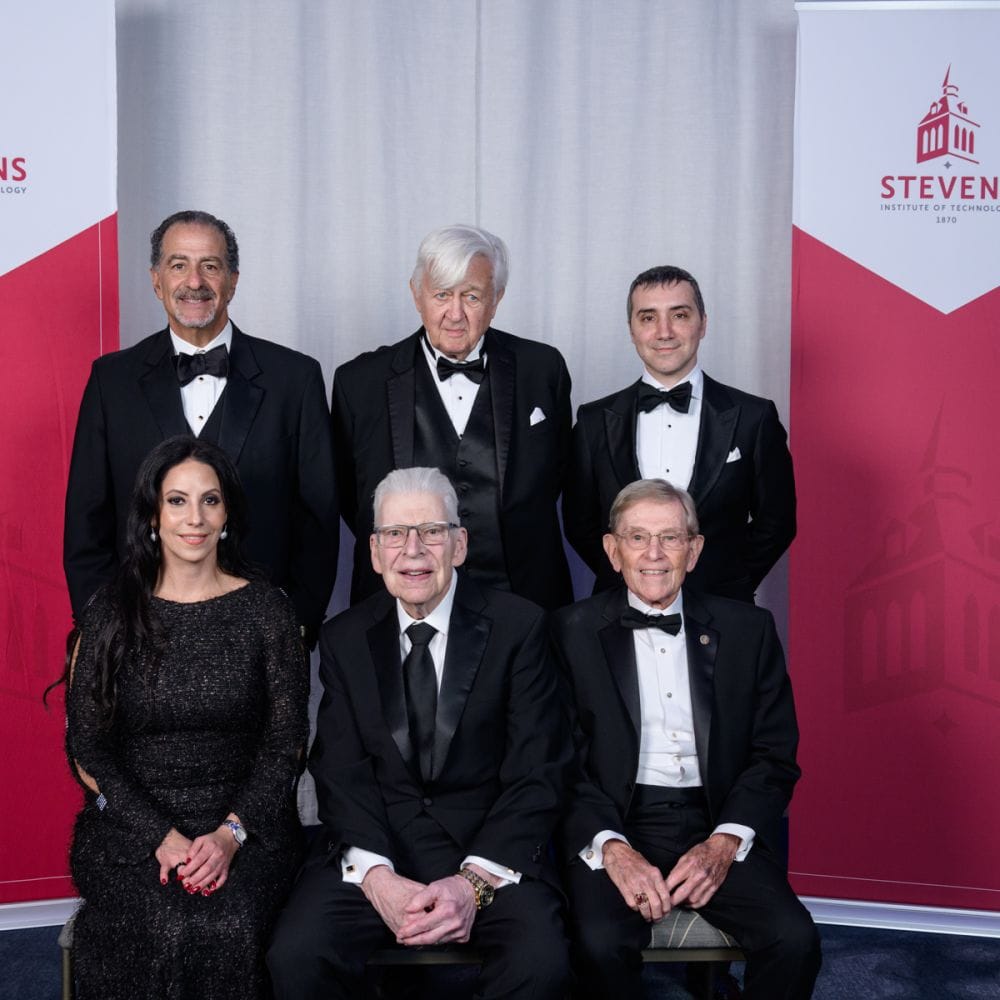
{"left": 700, "top": 634, "right": 710, "bottom": 645}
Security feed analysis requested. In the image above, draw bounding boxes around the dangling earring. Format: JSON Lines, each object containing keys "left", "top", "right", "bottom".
{"left": 220, "top": 524, "right": 228, "bottom": 540}
{"left": 150, "top": 528, "right": 158, "bottom": 543}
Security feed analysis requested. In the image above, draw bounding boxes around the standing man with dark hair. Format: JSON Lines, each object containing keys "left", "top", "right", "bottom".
{"left": 64, "top": 209, "right": 338, "bottom": 644}
{"left": 267, "top": 467, "right": 571, "bottom": 1000}
{"left": 554, "top": 479, "right": 820, "bottom": 1000}
{"left": 565, "top": 265, "right": 796, "bottom": 602}
{"left": 331, "top": 224, "right": 573, "bottom": 610}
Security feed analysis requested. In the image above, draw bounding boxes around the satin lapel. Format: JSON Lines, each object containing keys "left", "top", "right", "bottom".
{"left": 432, "top": 578, "right": 490, "bottom": 783}
{"left": 605, "top": 382, "right": 642, "bottom": 487}
{"left": 486, "top": 330, "right": 515, "bottom": 491}
{"left": 688, "top": 376, "right": 738, "bottom": 502}
{"left": 683, "top": 590, "right": 717, "bottom": 777}
{"left": 368, "top": 601, "right": 417, "bottom": 775}
{"left": 599, "top": 589, "right": 641, "bottom": 743}
{"left": 216, "top": 328, "right": 265, "bottom": 464}
{"left": 138, "top": 331, "right": 189, "bottom": 439}
{"left": 387, "top": 334, "right": 419, "bottom": 467}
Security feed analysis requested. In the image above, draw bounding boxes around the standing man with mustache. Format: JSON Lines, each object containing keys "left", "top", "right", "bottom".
{"left": 64, "top": 210, "right": 338, "bottom": 645}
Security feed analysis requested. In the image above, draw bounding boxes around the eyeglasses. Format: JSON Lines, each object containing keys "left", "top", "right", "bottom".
{"left": 615, "top": 530, "right": 692, "bottom": 551}
{"left": 374, "top": 522, "right": 458, "bottom": 547}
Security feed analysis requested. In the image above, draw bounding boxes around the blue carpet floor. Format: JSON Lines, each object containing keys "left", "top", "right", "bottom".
{"left": 2, "top": 922, "right": 998, "bottom": 999}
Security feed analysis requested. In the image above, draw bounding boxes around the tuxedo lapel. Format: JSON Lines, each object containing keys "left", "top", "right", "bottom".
{"left": 138, "top": 331, "right": 189, "bottom": 439}
{"left": 486, "top": 330, "right": 515, "bottom": 491}
{"left": 598, "top": 589, "right": 641, "bottom": 743}
{"left": 386, "top": 334, "right": 419, "bottom": 467}
{"left": 432, "top": 576, "right": 490, "bottom": 783}
{"left": 604, "top": 382, "right": 642, "bottom": 487}
{"left": 683, "top": 590, "right": 717, "bottom": 777}
{"left": 688, "top": 375, "right": 738, "bottom": 502}
{"left": 217, "top": 327, "right": 265, "bottom": 464}
{"left": 367, "top": 598, "right": 418, "bottom": 776}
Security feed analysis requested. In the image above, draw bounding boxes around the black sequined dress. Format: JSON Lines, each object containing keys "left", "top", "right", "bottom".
{"left": 66, "top": 581, "right": 308, "bottom": 1000}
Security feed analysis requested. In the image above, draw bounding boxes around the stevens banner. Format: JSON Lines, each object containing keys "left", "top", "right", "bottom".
{"left": 790, "top": 1, "right": 1000, "bottom": 909}
{"left": 0, "top": 2, "right": 118, "bottom": 904}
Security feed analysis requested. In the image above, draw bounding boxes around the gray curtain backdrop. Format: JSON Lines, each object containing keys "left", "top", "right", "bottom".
{"left": 114, "top": 0, "right": 799, "bottom": 814}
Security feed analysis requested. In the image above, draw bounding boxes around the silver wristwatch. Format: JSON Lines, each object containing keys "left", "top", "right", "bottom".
{"left": 222, "top": 819, "right": 247, "bottom": 848}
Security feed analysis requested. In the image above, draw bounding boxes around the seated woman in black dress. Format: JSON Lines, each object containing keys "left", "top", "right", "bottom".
{"left": 60, "top": 436, "right": 309, "bottom": 999}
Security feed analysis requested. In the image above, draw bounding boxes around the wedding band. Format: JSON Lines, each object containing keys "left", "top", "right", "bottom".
{"left": 635, "top": 892, "right": 648, "bottom": 906}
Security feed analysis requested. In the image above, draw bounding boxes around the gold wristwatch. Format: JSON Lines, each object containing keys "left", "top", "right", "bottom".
{"left": 457, "top": 867, "right": 496, "bottom": 909}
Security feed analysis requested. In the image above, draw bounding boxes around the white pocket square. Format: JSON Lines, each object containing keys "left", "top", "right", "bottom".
{"left": 529, "top": 407, "right": 546, "bottom": 426}
{"left": 726, "top": 447, "right": 742, "bottom": 463}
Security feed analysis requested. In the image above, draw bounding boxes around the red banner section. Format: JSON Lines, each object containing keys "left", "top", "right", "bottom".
{"left": 0, "top": 218, "right": 118, "bottom": 904}
{"left": 788, "top": 227, "right": 1000, "bottom": 910}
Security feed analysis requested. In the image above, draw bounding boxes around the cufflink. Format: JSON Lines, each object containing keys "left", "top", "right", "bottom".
{"left": 345, "top": 864, "right": 356, "bottom": 873}
{"left": 586, "top": 850, "right": 594, "bottom": 860}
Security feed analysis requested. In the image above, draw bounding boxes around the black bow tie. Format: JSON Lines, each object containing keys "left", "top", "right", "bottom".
{"left": 636, "top": 381, "right": 692, "bottom": 414}
{"left": 175, "top": 345, "right": 229, "bottom": 386}
{"left": 436, "top": 355, "right": 486, "bottom": 384}
{"left": 620, "top": 608, "right": 682, "bottom": 635}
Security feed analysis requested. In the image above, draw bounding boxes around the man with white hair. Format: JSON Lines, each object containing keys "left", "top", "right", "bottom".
{"left": 332, "top": 224, "right": 573, "bottom": 610}
{"left": 268, "top": 467, "right": 572, "bottom": 999}
{"left": 554, "top": 479, "right": 819, "bottom": 1000}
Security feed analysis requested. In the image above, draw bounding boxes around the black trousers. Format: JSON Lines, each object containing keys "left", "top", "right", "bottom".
{"left": 564, "top": 789, "right": 821, "bottom": 1000}
{"left": 267, "top": 815, "right": 570, "bottom": 1000}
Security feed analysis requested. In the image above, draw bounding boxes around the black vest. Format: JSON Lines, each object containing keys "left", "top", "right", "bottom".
{"left": 413, "top": 359, "right": 509, "bottom": 591}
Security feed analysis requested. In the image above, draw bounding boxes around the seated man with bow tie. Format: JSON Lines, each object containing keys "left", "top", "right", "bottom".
{"left": 267, "top": 466, "right": 572, "bottom": 1000}
{"left": 331, "top": 224, "right": 573, "bottom": 611}
{"left": 552, "top": 479, "right": 820, "bottom": 1000}
{"left": 564, "top": 265, "right": 796, "bottom": 603}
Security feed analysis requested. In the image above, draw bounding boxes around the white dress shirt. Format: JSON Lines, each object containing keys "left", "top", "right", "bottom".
{"left": 635, "top": 365, "right": 703, "bottom": 489}
{"left": 169, "top": 322, "right": 232, "bottom": 436}
{"left": 419, "top": 334, "right": 486, "bottom": 437}
{"left": 580, "top": 589, "right": 755, "bottom": 870}
{"left": 341, "top": 574, "right": 520, "bottom": 889}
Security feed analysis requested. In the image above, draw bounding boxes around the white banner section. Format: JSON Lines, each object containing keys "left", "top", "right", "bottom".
{"left": 0, "top": 2, "right": 117, "bottom": 278}
{"left": 794, "top": 1, "right": 1000, "bottom": 313}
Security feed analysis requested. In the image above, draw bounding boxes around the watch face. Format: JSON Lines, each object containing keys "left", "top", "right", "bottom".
{"left": 479, "top": 883, "right": 495, "bottom": 908}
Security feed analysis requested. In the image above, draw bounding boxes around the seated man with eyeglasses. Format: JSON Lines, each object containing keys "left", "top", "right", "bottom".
{"left": 267, "top": 467, "right": 572, "bottom": 1000}
{"left": 552, "top": 479, "right": 820, "bottom": 1000}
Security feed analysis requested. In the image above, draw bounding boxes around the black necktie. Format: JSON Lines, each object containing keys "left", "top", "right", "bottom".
{"left": 436, "top": 355, "right": 486, "bottom": 384}
{"left": 620, "top": 608, "right": 682, "bottom": 635}
{"left": 174, "top": 344, "right": 229, "bottom": 387}
{"left": 636, "top": 381, "right": 692, "bottom": 414}
{"left": 403, "top": 622, "right": 438, "bottom": 781}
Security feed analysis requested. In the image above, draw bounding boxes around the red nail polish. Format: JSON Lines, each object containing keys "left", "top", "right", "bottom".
{"left": 210, "top": 880, "right": 217, "bottom": 889}
{"left": 202, "top": 889, "right": 210, "bottom": 896}
{"left": 161, "top": 877, "right": 167, "bottom": 885}
{"left": 193, "top": 885, "right": 200, "bottom": 892}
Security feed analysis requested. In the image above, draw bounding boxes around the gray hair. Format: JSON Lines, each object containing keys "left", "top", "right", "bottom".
{"left": 373, "top": 467, "right": 460, "bottom": 527}
{"left": 410, "top": 224, "right": 509, "bottom": 298}
{"left": 609, "top": 479, "right": 700, "bottom": 535}
{"left": 151, "top": 210, "right": 239, "bottom": 273}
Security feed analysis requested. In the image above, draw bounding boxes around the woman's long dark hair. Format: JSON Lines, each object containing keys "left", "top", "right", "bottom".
{"left": 47, "top": 436, "right": 258, "bottom": 725}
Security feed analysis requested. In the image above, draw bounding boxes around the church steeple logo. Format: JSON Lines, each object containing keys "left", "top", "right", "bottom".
{"left": 916, "top": 66, "right": 980, "bottom": 165}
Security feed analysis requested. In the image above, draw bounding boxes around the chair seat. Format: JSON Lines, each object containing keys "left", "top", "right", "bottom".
{"left": 648, "top": 908, "right": 739, "bottom": 949}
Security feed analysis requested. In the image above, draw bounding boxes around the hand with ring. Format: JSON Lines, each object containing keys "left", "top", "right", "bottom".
{"left": 602, "top": 840, "right": 671, "bottom": 922}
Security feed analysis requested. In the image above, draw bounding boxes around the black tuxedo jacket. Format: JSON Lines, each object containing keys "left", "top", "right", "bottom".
{"left": 63, "top": 325, "right": 339, "bottom": 641}
{"left": 331, "top": 327, "right": 573, "bottom": 610}
{"left": 551, "top": 586, "right": 800, "bottom": 861}
{"left": 310, "top": 575, "right": 571, "bottom": 882}
{"left": 563, "top": 375, "right": 796, "bottom": 601}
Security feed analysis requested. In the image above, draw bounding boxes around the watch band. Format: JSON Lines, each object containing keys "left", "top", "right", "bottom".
{"left": 457, "top": 867, "right": 495, "bottom": 909}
